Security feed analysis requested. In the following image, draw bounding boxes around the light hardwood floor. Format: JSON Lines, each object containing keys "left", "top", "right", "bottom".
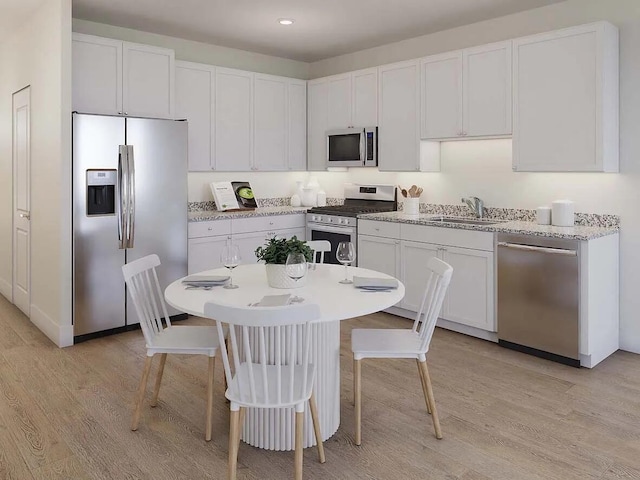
{"left": 1, "top": 295, "right": 640, "bottom": 479}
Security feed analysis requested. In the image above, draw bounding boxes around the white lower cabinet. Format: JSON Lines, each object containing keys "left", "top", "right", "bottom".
{"left": 400, "top": 241, "right": 440, "bottom": 312}
{"left": 358, "top": 235, "right": 401, "bottom": 279}
{"left": 235, "top": 227, "right": 306, "bottom": 265}
{"left": 188, "top": 235, "right": 230, "bottom": 273}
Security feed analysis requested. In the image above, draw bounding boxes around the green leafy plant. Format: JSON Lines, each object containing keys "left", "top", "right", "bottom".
{"left": 255, "top": 236, "right": 313, "bottom": 265}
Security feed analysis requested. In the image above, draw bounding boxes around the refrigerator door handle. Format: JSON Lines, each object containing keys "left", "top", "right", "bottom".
{"left": 117, "top": 145, "right": 128, "bottom": 249}
{"left": 126, "top": 145, "right": 136, "bottom": 248}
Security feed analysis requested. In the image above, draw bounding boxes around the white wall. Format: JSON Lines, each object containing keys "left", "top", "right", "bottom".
{"left": 72, "top": 18, "right": 310, "bottom": 80}
{"left": 306, "top": 0, "right": 640, "bottom": 354}
{"left": 0, "top": 0, "right": 73, "bottom": 346}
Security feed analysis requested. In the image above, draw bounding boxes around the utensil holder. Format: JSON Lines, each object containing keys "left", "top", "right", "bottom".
{"left": 404, "top": 198, "right": 420, "bottom": 216}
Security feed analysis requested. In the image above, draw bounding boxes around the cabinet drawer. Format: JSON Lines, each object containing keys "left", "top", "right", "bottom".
{"left": 358, "top": 220, "right": 400, "bottom": 239}
{"left": 232, "top": 214, "right": 305, "bottom": 234}
{"left": 188, "top": 219, "right": 232, "bottom": 239}
{"left": 401, "top": 224, "right": 493, "bottom": 251}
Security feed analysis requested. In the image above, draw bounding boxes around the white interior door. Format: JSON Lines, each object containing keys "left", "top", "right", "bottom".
{"left": 12, "top": 87, "right": 31, "bottom": 316}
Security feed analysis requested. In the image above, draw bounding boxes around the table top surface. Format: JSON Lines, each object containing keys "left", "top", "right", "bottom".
{"left": 165, "top": 263, "right": 405, "bottom": 322}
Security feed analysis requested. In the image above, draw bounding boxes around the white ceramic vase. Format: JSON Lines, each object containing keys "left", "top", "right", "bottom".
{"left": 265, "top": 264, "right": 307, "bottom": 289}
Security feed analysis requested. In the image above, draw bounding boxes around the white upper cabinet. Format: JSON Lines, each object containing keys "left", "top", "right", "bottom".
{"left": 513, "top": 22, "right": 619, "bottom": 172}
{"left": 307, "top": 79, "right": 329, "bottom": 171}
{"left": 288, "top": 79, "right": 308, "bottom": 171}
{"left": 378, "top": 60, "right": 422, "bottom": 172}
{"left": 352, "top": 67, "right": 378, "bottom": 127}
{"left": 327, "top": 74, "right": 352, "bottom": 129}
{"left": 254, "top": 74, "right": 288, "bottom": 171}
{"left": 72, "top": 34, "right": 122, "bottom": 115}
{"left": 463, "top": 41, "right": 512, "bottom": 137}
{"left": 214, "top": 68, "right": 253, "bottom": 171}
{"left": 122, "top": 42, "right": 175, "bottom": 119}
{"left": 421, "top": 51, "right": 463, "bottom": 139}
{"left": 72, "top": 33, "right": 175, "bottom": 119}
{"left": 175, "top": 61, "right": 214, "bottom": 171}
{"left": 421, "top": 41, "right": 511, "bottom": 140}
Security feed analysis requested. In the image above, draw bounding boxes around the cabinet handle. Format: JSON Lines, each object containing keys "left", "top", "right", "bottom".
{"left": 269, "top": 221, "right": 274, "bottom": 226}
{"left": 374, "top": 228, "right": 380, "bottom": 232}
{"left": 124, "top": 112, "right": 128, "bottom": 116}
{"left": 208, "top": 227, "right": 213, "bottom": 231}
{"left": 118, "top": 111, "right": 122, "bottom": 115}
{"left": 395, "top": 241, "right": 400, "bottom": 245}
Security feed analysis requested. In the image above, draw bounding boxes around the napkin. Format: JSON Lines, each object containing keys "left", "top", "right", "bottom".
{"left": 254, "top": 294, "right": 292, "bottom": 307}
{"left": 353, "top": 276, "right": 398, "bottom": 290}
{"left": 181, "top": 275, "right": 230, "bottom": 286}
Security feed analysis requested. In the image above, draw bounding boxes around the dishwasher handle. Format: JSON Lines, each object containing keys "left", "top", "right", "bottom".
{"left": 497, "top": 242, "right": 577, "bottom": 256}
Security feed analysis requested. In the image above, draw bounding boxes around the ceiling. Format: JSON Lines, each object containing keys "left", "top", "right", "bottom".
{"left": 0, "top": 0, "right": 47, "bottom": 41}
{"left": 72, "top": 0, "right": 565, "bottom": 62}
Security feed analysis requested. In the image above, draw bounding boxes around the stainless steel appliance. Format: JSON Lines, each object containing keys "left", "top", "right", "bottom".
{"left": 73, "top": 113, "right": 188, "bottom": 341}
{"left": 326, "top": 127, "right": 377, "bottom": 168}
{"left": 497, "top": 233, "right": 580, "bottom": 367}
{"left": 306, "top": 184, "right": 396, "bottom": 264}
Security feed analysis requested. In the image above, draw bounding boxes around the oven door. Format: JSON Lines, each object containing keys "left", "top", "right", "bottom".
{"left": 326, "top": 129, "right": 364, "bottom": 168}
{"left": 306, "top": 223, "right": 357, "bottom": 265}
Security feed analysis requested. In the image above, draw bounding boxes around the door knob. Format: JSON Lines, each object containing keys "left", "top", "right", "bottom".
{"left": 19, "top": 212, "right": 30, "bottom": 220}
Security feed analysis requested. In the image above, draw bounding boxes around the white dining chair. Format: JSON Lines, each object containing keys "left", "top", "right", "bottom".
{"left": 122, "top": 254, "right": 224, "bottom": 441}
{"left": 351, "top": 257, "right": 453, "bottom": 445}
{"left": 203, "top": 302, "right": 326, "bottom": 480}
{"left": 305, "top": 240, "right": 331, "bottom": 264}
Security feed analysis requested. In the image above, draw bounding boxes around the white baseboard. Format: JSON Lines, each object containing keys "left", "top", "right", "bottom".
{"left": 30, "top": 304, "right": 73, "bottom": 348}
{"left": 0, "top": 277, "right": 12, "bottom": 302}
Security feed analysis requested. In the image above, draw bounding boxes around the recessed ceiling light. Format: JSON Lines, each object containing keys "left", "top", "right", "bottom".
{"left": 278, "top": 18, "right": 294, "bottom": 26}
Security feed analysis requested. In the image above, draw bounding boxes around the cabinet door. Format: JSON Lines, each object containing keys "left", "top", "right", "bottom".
{"left": 307, "top": 79, "right": 328, "bottom": 171}
{"left": 463, "top": 41, "right": 512, "bottom": 137}
{"left": 288, "top": 80, "right": 307, "bottom": 171}
{"left": 358, "top": 235, "right": 400, "bottom": 279}
{"left": 400, "top": 241, "right": 440, "bottom": 312}
{"left": 235, "top": 227, "right": 306, "bottom": 266}
{"left": 123, "top": 42, "right": 175, "bottom": 119}
{"left": 254, "top": 74, "right": 287, "bottom": 171}
{"left": 215, "top": 68, "right": 253, "bottom": 171}
{"left": 378, "top": 60, "right": 421, "bottom": 171}
{"left": 421, "top": 51, "right": 463, "bottom": 139}
{"left": 441, "top": 246, "right": 494, "bottom": 331}
{"left": 352, "top": 68, "right": 378, "bottom": 127}
{"left": 188, "top": 235, "right": 230, "bottom": 274}
{"left": 513, "top": 22, "right": 618, "bottom": 172}
{"left": 327, "top": 74, "right": 352, "bottom": 129}
{"left": 72, "top": 33, "right": 122, "bottom": 115}
{"left": 176, "top": 62, "right": 214, "bottom": 172}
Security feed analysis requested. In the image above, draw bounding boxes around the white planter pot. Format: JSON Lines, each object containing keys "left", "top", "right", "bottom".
{"left": 265, "top": 264, "right": 307, "bottom": 289}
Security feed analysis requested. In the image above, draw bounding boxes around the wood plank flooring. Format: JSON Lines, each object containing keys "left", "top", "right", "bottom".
{"left": 1, "top": 295, "right": 640, "bottom": 479}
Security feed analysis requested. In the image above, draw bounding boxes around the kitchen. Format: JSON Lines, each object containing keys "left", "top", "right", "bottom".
{"left": 2, "top": 2, "right": 640, "bottom": 478}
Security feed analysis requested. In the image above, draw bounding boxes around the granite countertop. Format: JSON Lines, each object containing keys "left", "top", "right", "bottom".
{"left": 358, "top": 212, "right": 619, "bottom": 241}
{"left": 189, "top": 206, "right": 308, "bottom": 222}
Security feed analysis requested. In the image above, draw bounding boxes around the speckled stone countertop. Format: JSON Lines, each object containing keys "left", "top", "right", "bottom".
{"left": 359, "top": 212, "right": 619, "bottom": 241}
{"left": 189, "top": 206, "right": 308, "bottom": 222}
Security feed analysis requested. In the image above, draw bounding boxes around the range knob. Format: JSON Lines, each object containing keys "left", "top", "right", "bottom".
{"left": 312, "top": 215, "right": 317, "bottom": 221}
{"left": 339, "top": 218, "right": 345, "bottom": 225}
{"left": 328, "top": 217, "right": 333, "bottom": 223}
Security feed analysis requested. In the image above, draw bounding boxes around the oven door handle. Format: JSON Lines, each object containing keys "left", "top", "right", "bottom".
{"left": 309, "top": 224, "right": 355, "bottom": 235}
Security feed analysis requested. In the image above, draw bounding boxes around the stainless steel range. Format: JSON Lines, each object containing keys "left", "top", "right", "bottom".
{"left": 306, "top": 184, "right": 397, "bottom": 265}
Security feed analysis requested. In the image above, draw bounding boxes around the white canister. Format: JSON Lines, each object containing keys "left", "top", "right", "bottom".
{"left": 316, "top": 190, "right": 327, "bottom": 207}
{"left": 536, "top": 206, "right": 552, "bottom": 225}
{"left": 551, "top": 200, "right": 575, "bottom": 227}
{"left": 290, "top": 194, "right": 301, "bottom": 207}
{"left": 301, "top": 187, "right": 317, "bottom": 207}
{"left": 404, "top": 198, "right": 420, "bottom": 216}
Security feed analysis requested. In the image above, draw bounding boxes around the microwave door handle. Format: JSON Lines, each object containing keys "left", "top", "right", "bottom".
{"left": 360, "top": 130, "right": 365, "bottom": 162}
{"left": 126, "top": 145, "right": 135, "bottom": 248}
{"left": 117, "top": 145, "right": 127, "bottom": 249}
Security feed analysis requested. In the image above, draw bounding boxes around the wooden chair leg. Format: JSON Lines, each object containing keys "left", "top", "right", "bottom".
{"left": 150, "top": 353, "right": 167, "bottom": 407}
{"left": 416, "top": 359, "right": 432, "bottom": 414}
{"left": 237, "top": 407, "right": 246, "bottom": 453}
{"left": 228, "top": 409, "right": 240, "bottom": 480}
{"left": 295, "top": 410, "right": 304, "bottom": 480}
{"left": 206, "top": 356, "right": 215, "bottom": 441}
{"left": 354, "top": 358, "right": 362, "bottom": 446}
{"left": 309, "top": 393, "right": 326, "bottom": 463}
{"left": 418, "top": 360, "right": 442, "bottom": 439}
{"left": 131, "top": 355, "right": 153, "bottom": 431}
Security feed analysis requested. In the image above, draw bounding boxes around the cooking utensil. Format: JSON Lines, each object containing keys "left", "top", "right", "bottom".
{"left": 409, "top": 185, "right": 418, "bottom": 197}
{"left": 399, "top": 186, "right": 408, "bottom": 198}
{"left": 416, "top": 187, "right": 423, "bottom": 197}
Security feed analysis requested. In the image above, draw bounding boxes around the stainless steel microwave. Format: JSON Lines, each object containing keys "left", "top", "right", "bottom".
{"left": 326, "top": 127, "right": 377, "bottom": 168}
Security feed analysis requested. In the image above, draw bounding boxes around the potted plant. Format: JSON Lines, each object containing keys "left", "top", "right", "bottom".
{"left": 255, "top": 236, "right": 313, "bottom": 288}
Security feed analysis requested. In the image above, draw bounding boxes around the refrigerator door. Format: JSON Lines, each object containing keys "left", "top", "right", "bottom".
{"left": 125, "top": 117, "right": 188, "bottom": 325}
{"left": 73, "top": 114, "right": 127, "bottom": 336}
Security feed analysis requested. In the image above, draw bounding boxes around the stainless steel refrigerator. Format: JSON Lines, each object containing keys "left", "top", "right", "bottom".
{"left": 73, "top": 113, "right": 187, "bottom": 340}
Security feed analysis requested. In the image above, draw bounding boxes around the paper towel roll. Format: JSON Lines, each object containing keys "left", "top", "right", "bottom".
{"left": 551, "top": 200, "right": 575, "bottom": 227}
{"left": 536, "top": 207, "right": 551, "bottom": 225}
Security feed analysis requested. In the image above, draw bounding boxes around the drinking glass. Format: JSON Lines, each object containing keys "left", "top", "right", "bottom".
{"left": 285, "top": 252, "right": 308, "bottom": 283}
{"left": 336, "top": 241, "right": 356, "bottom": 284}
{"left": 220, "top": 244, "right": 241, "bottom": 289}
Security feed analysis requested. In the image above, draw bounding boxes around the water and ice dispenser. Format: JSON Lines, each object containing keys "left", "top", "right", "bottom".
{"left": 86, "top": 170, "right": 116, "bottom": 216}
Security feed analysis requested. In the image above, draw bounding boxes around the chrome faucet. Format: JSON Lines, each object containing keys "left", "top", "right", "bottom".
{"left": 461, "top": 196, "right": 484, "bottom": 218}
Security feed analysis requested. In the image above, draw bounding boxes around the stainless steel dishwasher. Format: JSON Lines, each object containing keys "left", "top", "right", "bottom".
{"left": 497, "top": 233, "right": 580, "bottom": 367}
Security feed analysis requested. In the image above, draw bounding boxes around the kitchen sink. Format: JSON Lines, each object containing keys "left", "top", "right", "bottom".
{"left": 428, "top": 216, "right": 505, "bottom": 226}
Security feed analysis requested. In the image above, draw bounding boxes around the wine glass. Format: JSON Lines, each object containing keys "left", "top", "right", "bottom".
{"left": 336, "top": 242, "right": 356, "bottom": 284}
{"left": 285, "top": 252, "right": 308, "bottom": 283}
{"left": 220, "top": 244, "right": 241, "bottom": 289}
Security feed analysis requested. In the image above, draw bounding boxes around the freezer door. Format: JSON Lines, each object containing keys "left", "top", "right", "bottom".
{"left": 125, "top": 117, "right": 188, "bottom": 324}
{"left": 73, "top": 114, "right": 127, "bottom": 336}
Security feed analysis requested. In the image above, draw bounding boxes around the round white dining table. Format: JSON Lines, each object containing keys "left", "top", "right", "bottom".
{"left": 165, "top": 263, "right": 405, "bottom": 451}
